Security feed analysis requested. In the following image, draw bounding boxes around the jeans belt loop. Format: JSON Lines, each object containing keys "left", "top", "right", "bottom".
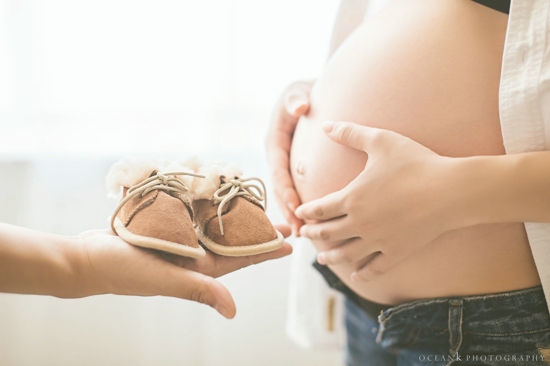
{"left": 375, "top": 310, "right": 388, "bottom": 345}
{"left": 448, "top": 299, "right": 464, "bottom": 357}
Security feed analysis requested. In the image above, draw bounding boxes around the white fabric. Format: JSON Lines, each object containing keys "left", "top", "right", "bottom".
{"left": 499, "top": 0, "right": 550, "bottom": 312}
{"left": 285, "top": 237, "right": 346, "bottom": 349}
{"left": 363, "top": 0, "right": 391, "bottom": 20}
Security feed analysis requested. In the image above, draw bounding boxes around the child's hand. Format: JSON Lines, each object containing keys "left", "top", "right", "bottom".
{"left": 78, "top": 224, "right": 292, "bottom": 319}
{"left": 266, "top": 81, "right": 314, "bottom": 235}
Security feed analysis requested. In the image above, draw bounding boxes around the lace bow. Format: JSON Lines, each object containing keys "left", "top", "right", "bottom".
{"left": 213, "top": 177, "right": 267, "bottom": 235}
{"left": 111, "top": 171, "right": 204, "bottom": 232}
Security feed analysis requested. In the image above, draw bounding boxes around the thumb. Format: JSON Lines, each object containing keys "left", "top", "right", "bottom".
{"left": 322, "top": 121, "right": 385, "bottom": 153}
{"left": 284, "top": 90, "right": 310, "bottom": 117}
{"left": 172, "top": 269, "right": 237, "bottom": 319}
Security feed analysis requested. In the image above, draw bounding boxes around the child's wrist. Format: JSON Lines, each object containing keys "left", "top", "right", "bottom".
{"left": 63, "top": 235, "right": 105, "bottom": 298}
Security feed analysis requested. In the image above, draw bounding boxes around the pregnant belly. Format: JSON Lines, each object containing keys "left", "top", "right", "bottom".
{"left": 290, "top": 0, "right": 540, "bottom": 305}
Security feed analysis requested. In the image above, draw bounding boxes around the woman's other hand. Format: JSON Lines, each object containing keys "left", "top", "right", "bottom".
{"left": 295, "top": 121, "right": 460, "bottom": 282}
{"left": 78, "top": 224, "right": 293, "bottom": 319}
{"left": 266, "top": 81, "right": 314, "bottom": 235}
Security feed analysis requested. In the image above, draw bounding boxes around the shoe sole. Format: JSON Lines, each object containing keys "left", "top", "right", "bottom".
{"left": 114, "top": 217, "right": 206, "bottom": 258}
{"left": 195, "top": 228, "right": 285, "bottom": 257}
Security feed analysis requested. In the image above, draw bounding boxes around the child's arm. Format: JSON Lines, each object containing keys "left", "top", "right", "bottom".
{"left": 0, "top": 223, "right": 85, "bottom": 297}
{"left": 0, "top": 222, "right": 292, "bottom": 318}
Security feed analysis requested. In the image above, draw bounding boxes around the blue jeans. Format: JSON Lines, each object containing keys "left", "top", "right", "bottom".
{"left": 344, "top": 285, "right": 550, "bottom": 366}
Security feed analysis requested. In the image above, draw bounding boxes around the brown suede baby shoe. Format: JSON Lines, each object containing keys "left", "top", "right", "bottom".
{"left": 193, "top": 176, "right": 284, "bottom": 256}
{"left": 111, "top": 170, "right": 206, "bottom": 258}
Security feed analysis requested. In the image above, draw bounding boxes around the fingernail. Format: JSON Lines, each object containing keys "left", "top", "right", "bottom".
{"left": 290, "top": 100, "right": 307, "bottom": 113}
{"left": 317, "top": 253, "right": 326, "bottom": 265}
{"left": 350, "top": 272, "right": 361, "bottom": 283}
{"left": 322, "top": 121, "right": 336, "bottom": 134}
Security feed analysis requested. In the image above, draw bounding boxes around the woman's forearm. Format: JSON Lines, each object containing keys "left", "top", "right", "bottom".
{"left": 0, "top": 223, "right": 89, "bottom": 298}
{"left": 454, "top": 151, "right": 550, "bottom": 227}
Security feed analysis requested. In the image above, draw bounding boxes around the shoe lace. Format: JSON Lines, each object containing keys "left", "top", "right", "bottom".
{"left": 111, "top": 171, "right": 204, "bottom": 233}
{"left": 213, "top": 177, "right": 266, "bottom": 235}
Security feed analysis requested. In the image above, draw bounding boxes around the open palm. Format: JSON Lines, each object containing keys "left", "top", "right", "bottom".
{"left": 79, "top": 224, "right": 292, "bottom": 319}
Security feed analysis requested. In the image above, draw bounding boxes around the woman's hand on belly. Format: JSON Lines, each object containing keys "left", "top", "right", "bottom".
{"left": 267, "top": 81, "right": 314, "bottom": 235}
{"left": 296, "top": 121, "right": 466, "bottom": 282}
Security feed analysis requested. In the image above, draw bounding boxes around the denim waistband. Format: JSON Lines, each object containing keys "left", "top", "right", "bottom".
{"left": 313, "top": 260, "right": 550, "bottom": 359}
{"left": 378, "top": 285, "right": 548, "bottom": 335}
{"left": 376, "top": 285, "right": 550, "bottom": 359}
{"left": 312, "top": 260, "right": 393, "bottom": 319}
{"left": 313, "top": 261, "right": 550, "bottom": 334}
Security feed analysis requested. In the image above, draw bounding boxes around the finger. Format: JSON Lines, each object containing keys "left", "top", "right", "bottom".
{"left": 272, "top": 167, "right": 302, "bottom": 216}
{"left": 322, "top": 121, "right": 390, "bottom": 153}
{"left": 310, "top": 238, "right": 347, "bottom": 253}
{"left": 267, "top": 129, "right": 293, "bottom": 161}
{"left": 169, "top": 268, "right": 237, "bottom": 319}
{"left": 271, "top": 166, "right": 304, "bottom": 234}
{"left": 283, "top": 187, "right": 304, "bottom": 234}
{"left": 265, "top": 113, "right": 295, "bottom": 167}
{"left": 268, "top": 103, "right": 300, "bottom": 143}
{"left": 273, "top": 188, "right": 303, "bottom": 235}
{"left": 285, "top": 208, "right": 304, "bottom": 236}
{"left": 295, "top": 191, "right": 346, "bottom": 221}
{"left": 212, "top": 243, "right": 293, "bottom": 277}
{"left": 274, "top": 224, "right": 292, "bottom": 238}
{"left": 317, "top": 237, "right": 377, "bottom": 266}
{"left": 79, "top": 228, "right": 116, "bottom": 237}
{"left": 299, "top": 217, "right": 354, "bottom": 242}
{"left": 351, "top": 252, "right": 387, "bottom": 282}
{"left": 284, "top": 91, "right": 310, "bottom": 117}
{"left": 283, "top": 185, "right": 301, "bottom": 214}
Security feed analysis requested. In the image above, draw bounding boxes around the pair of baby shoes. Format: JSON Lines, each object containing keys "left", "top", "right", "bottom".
{"left": 106, "top": 157, "right": 284, "bottom": 258}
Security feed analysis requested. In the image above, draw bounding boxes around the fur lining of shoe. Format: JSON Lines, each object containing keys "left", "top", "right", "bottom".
{"left": 106, "top": 156, "right": 243, "bottom": 200}
{"left": 106, "top": 157, "right": 164, "bottom": 197}
{"left": 179, "top": 156, "right": 243, "bottom": 200}
{"left": 106, "top": 157, "right": 196, "bottom": 198}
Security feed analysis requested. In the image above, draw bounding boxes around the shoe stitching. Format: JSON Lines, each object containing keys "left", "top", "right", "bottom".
{"left": 173, "top": 191, "right": 195, "bottom": 219}
{"left": 212, "top": 176, "right": 267, "bottom": 235}
{"left": 124, "top": 190, "right": 158, "bottom": 226}
{"left": 199, "top": 199, "right": 232, "bottom": 236}
{"left": 111, "top": 171, "right": 204, "bottom": 233}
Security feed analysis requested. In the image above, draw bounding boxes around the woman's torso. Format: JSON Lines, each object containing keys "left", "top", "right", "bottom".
{"left": 290, "top": 0, "right": 541, "bottom": 305}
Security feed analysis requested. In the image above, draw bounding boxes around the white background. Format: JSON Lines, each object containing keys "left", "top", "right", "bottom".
{"left": 0, "top": 0, "right": 345, "bottom": 365}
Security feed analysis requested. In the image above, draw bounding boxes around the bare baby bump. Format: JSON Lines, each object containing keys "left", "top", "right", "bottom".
{"left": 290, "top": 0, "right": 540, "bottom": 305}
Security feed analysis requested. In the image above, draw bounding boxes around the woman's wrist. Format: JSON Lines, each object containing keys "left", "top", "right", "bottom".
{"left": 448, "top": 151, "right": 550, "bottom": 228}
{"left": 444, "top": 155, "right": 501, "bottom": 229}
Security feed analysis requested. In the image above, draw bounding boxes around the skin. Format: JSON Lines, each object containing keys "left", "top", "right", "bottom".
{"left": 265, "top": 0, "right": 369, "bottom": 236}
{"left": 267, "top": 81, "right": 312, "bottom": 235}
{"left": 296, "top": 122, "right": 550, "bottom": 280}
{"left": 270, "top": 0, "right": 543, "bottom": 305}
{"left": 0, "top": 222, "right": 292, "bottom": 319}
